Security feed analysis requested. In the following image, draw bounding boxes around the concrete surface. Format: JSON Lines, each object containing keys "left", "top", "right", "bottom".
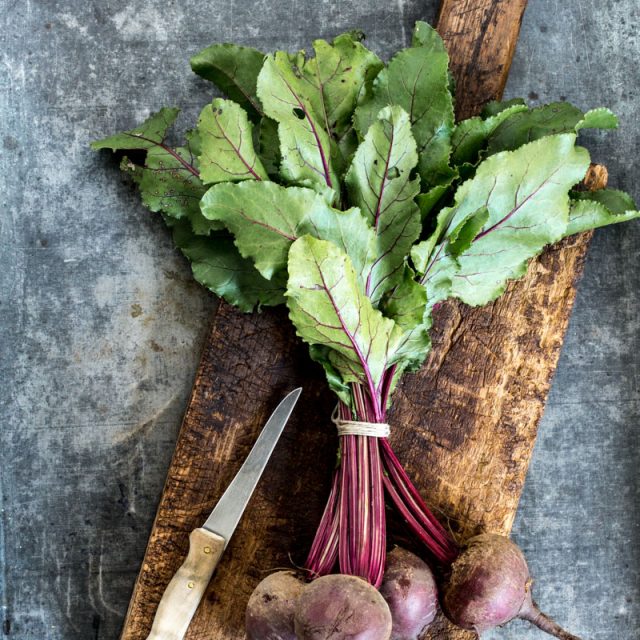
{"left": 1, "top": 1, "right": 638, "bottom": 638}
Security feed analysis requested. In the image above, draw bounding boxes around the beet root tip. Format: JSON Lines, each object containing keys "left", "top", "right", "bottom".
{"left": 518, "top": 594, "right": 583, "bottom": 640}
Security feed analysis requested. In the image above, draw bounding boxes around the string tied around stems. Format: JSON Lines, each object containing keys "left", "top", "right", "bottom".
{"left": 331, "top": 406, "right": 390, "bottom": 438}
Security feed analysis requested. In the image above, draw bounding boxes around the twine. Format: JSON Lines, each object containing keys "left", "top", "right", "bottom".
{"left": 331, "top": 406, "right": 390, "bottom": 438}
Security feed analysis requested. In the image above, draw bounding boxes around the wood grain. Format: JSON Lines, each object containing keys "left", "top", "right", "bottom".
{"left": 119, "top": 2, "right": 600, "bottom": 639}
{"left": 437, "top": 0, "right": 529, "bottom": 119}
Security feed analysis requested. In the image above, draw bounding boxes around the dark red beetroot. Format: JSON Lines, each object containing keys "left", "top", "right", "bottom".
{"left": 442, "top": 534, "right": 581, "bottom": 639}
{"left": 245, "top": 570, "right": 305, "bottom": 640}
{"left": 294, "top": 574, "right": 392, "bottom": 640}
{"left": 379, "top": 547, "right": 438, "bottom": 640}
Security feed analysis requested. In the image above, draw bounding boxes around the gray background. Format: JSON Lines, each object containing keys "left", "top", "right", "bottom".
{"left": 1, "top": 0, "right": 638, "bottom": 638}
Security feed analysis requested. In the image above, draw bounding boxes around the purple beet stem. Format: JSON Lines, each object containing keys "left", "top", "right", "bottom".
{"left": 305, "top": 375, "right": 459, "bottom": 586}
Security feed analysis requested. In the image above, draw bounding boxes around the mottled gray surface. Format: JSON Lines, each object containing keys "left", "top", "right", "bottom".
{"left": 1, "top": 1, "right": 638, "bottom": 639}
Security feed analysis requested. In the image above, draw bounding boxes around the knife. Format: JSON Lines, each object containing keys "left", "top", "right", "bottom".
{"left": 145, "top": 387, "right": 302, "bottom": 640}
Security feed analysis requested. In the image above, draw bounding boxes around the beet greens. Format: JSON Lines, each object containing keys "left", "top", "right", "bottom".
{"left": 93, "top": 21, "right": 639, "bottom": 635}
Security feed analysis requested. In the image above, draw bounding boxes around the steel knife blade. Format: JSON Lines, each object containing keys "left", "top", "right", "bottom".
{"left": 203, "top": 386, "right": 302, "bottom": 544}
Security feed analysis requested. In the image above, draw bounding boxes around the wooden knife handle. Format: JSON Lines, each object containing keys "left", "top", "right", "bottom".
{"left": 146, "top": 528, "right": 225, "bottom": 640}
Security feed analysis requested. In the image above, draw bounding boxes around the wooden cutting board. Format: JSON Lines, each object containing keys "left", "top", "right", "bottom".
{"left": 120, "top": 1, "right": 604, "bottom": 638}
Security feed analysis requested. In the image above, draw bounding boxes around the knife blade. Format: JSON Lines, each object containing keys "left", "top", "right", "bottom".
{"left": 145, "top": 387, "right": 302, "bottom": 640}
{"left": 203, "top": 387, "right": 302, "bottom": 544}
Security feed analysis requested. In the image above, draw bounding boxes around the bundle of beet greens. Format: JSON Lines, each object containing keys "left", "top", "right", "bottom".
{"left": 93, "top": 22, "right": 639, "bottom": 639}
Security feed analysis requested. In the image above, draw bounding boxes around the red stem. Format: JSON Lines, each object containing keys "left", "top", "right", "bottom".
{"left": 304, "top": 471, "right": 339, "bottom": 576}
{"left": 368, "top": 436, "right": 386, "bottom": 584}
{"left": 381, "top": 472, "right": 450, "bottom": 564}
{"left": 305, "top": 378, "right": 458, "bottom": 586}
{"left": 380, "top": 440, "right": 459, "bottom": 560}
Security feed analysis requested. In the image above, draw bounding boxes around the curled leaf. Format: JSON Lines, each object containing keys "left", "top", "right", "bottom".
{"left": 567, "top": 188, "right": 640, "bottom": 235}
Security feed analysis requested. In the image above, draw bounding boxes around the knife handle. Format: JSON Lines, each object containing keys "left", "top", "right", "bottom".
{"left": 146, "top": 528, "right": 225, "bottom": 640}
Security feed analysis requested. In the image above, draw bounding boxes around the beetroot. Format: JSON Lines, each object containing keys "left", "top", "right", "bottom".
{"left": 442, "top": 534, "right": 581, "bottom": 639}
{"left": 379, "top": 547, "right": 438, "bottom": 640}
{"left": 245, "top": 570, "right": 305, "bottom": 640}
{"left": 294, "top": 574, "right": 392, "bottom": 640}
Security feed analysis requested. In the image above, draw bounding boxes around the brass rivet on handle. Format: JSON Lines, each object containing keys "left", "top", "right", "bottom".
{"left": 187, "top": 581, "right": 195, "bottom": 589}
{"left": 204, "top": 546, "right": 212, "bottom": 554}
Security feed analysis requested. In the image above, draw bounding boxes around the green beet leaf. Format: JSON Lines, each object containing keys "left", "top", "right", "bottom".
{"left": 415, "top": 134, "right": 591, "bottom": 307}
{"left": 576, "top": 107, "right": 619, "bottom": 131}
{"left": 197, "top": 98, "right": 268, "bottom": 184}
{"left": 307, "top": 345, "right": 353, "bottom": 406}
{"left": 257, "top": 51, "right": 338, "bottom": 197}
{"left": 446, "top": 206, "right": 490, "bottom": 257}
{"left": 200, "top": 180, "right": 376, "bottom": 282}
{"left": 354, "top": 24, "right": 455, "bottom": 189}
{"left": 346, "top": 105, "right": 421, "bottom": 302}
{"left": 91, "top": 107, "right": 181, "bottom": 152}
{"left": 190, "top": 43, "right": 266, "bottom": 121}
{"left": 302, "top": 33, "right": 383, "bottom": 142}
{"left": 450, "top": 103, "right": 529, "bottom": 167}
{"left": 452, "top": 103, "right": 618, "bottom": 172}
{"left": 121, "top": 141, "right": 206, "bottom": 222}
{"left": 287, "top": 235, "right": 403, "bottom": 390}
{"left": 415, "top": 176, "right": 458, "bottom": 222}
{"left": 567, "top": 188, "right": 640, "bottom": 236}
{"left": 257, "top": 116, "right": 281, "bottom": 178}
{"left": 170, "top": 218, "right": 285, "bottom": 311}
{"left": 93, "top": 109, "right": 207, "bottom": 223}
{"left": 480, "top": 98, "right": 527, "bottom": 118}
{"left": 382, "top": 267, "right": 431, "bottom": 374}
{"left": 411, "top": 202, "right": 488, "bottom": 275}
{"left": 411, "top": 20, "right": 447, "bottom": 51}
{"left": 486, "top": 102, "right": 618, "bottom": 155}
{"left": 299, "top": 205, "right": 377, "bottom": 291}
{"left": 200, "top": 181, "right": 317, "bottom": 279}
{"left": 411, "top": 204, "right": 451, "bottom": 275}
